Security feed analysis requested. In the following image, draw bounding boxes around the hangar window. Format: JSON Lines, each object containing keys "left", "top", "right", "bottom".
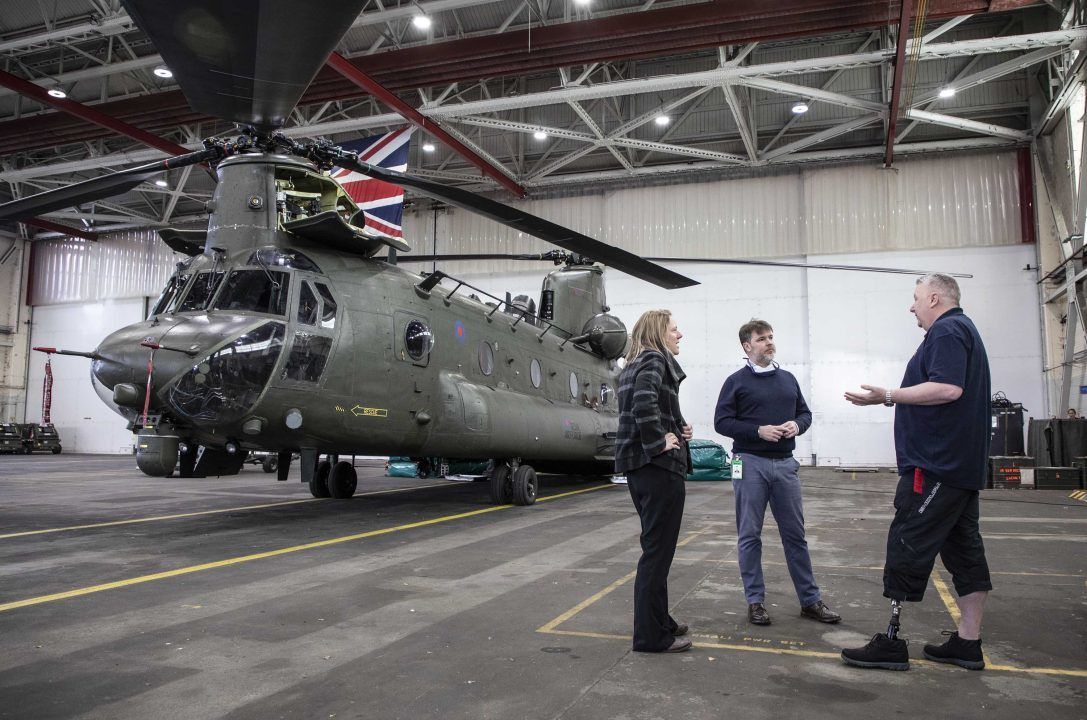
{"left": 177, "top": 271, "right": 225, "bottom": 312}
{"left": 569, "top": 371, "right": 579, "bottom": 399}
{"left": 530, "top": 358, "right": 542, "bottom": 388}
{"left": 405, "top": 320, "right": 433, "bottom": 361}
{"left": 283, "top": 332, "right": 332, "bottom": 383}
{"left": 315, "top": 283, "right": 337, "bottom": 329}
{"left": 297, "top": 282, "right": 318, "bottom": 325}
{"left": 213, "top": 270, "right": 291, "bottom": 316}
{"left": 479, "top": 342, "right": 494, "bottom": 376}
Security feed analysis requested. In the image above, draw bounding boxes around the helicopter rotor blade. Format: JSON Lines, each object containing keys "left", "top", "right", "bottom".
{"left": 332, "top": 154, "right": 698, "bottom": 290}
{"left": 0, "top": 146, "right": 224, "bottom": 222}
{"left": 644, "top": 256, "right": 972, "bottom": 278}
{"left": 120, "top": 0, "right": 368, "bottom": 131}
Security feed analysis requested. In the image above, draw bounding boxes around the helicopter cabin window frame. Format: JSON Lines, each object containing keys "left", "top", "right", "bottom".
{"left": 479, "top": 341, "right": 495, "bottom": 376}
{"left": 282, "top": 277, "right": 337, "bottom": 385}
{"left": 176, "top": 270, "right": 226, "bottom": 313}
{"left": 568, "top": 371, "right": 579, "bottom": 399}
{"left": 211, "top": 268, "right": 292, "bottom": 317}
{"left": 530, "top": 358, "right": 542, "bottom": 389}
{"left": 403, "top": 319, "right": 434, "bottom": 365}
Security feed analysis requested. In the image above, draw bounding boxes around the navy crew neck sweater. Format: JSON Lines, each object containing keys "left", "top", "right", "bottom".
{"left": 713, "top": 364, "right": 812, "bottom": 459}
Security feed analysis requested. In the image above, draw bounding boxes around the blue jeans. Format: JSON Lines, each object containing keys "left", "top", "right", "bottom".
{"left": 733, "top": 453, "right": 821, "bottom": 606}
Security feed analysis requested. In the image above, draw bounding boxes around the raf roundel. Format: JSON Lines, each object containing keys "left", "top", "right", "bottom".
{"left": 453, "top": 320, "right": 466, "bottom": 343}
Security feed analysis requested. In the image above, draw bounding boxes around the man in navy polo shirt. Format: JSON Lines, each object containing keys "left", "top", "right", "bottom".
{"left": 841, "top": 273, "right": 992, "bottom": 671}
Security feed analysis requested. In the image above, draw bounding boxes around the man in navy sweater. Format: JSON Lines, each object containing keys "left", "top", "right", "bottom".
{"left": 714, "top": 319, "right": 841, "bottom": 626}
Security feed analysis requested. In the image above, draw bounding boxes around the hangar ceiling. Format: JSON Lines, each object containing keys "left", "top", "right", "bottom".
{"left": 0, "top": 0, "right": 1083, "bottom": 237}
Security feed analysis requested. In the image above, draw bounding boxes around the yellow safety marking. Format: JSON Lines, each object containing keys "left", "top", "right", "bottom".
{"left": 1070, "top": 490, "right": 1087, "bottom": 502}
{"left": 0, "top": 484, "right": 613, "bottom": 614}
{"left": 765, "top": 560, "right": 1083, "bottom": 579}
{"left": 0, "top": 482, "right": 458, "bottom": 540}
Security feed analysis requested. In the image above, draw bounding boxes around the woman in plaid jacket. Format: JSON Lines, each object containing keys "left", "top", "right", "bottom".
{"left": 616, "top": 309, "right": 693, "bottom": 653}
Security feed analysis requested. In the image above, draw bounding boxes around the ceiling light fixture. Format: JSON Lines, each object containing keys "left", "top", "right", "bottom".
{"left": 153, "top": 66, "right": 173, "bottom": 78}
{"left": 938, "top": 87, "right": 956, "bottom": 99}
{"left": 154, "top": 179, "right": 168, "bottom": 187}
{"left": 533, "top": 131, "right": 548, "bottom": 140}
{"left": 412, "top": 14, "right": 432, "bottom": 30}
{"left": 422, "top": 142, "right": 436, "bottom": 152}
{"left": 791, "top": 102, "right": 809, "bottom": 114}
{"left": 574, "top": 0, "right": 591, "bottom": 5}
{"left": 654, "top": 115, "right": 670, "bottom": 126}
{"left": 47, "top": 87, "right": 66, "bottom": 99}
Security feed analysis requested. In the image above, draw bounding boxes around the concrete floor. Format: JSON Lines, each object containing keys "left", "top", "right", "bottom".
{"left": 0, "top": 455, "right": 1084, "bottom": 719}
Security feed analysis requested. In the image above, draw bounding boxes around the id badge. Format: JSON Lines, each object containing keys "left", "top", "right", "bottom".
{"left": 731, "top": 455, "right": 743, "bottom": 480}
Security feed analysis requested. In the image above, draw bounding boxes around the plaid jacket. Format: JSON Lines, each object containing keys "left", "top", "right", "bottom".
{"left": 615, "top": 350, "right": 688, "bottom": 476}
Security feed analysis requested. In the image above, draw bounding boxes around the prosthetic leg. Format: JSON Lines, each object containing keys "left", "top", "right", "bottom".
{"left": 885, "top": 599, "right": 902, "bottom": 640}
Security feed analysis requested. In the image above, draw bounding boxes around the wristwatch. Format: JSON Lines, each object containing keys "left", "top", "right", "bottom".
{"left": 883, "top": 389, "right": 895, "bottom": 407}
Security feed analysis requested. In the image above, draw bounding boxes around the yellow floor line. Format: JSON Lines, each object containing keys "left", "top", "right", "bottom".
{"left": 0, "top": 482, "right": 463, "bottom": 539}
{"left": 928, "top": 570, "right": 994, "bottom": 669}
{"left": 0, "top": 484, "right": 612, "bottom": 614}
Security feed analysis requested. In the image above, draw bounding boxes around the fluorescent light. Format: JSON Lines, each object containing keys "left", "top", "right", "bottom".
{"left": 422, "top": 142, "right": 436, "bottom": 152}
{"left": 654, "top": 115, "right": 670, "bottom": 126}
{"left": 412, "top": 14, "right": 432, "bottom": 29}
{"left": 938, "top": 87, "right": 956, "bottom": 99}
{"left": 574, "top": 0, "right": 591, "bottom": 5}
{"left": 154, "top": 179, "right": 168, "bottom": 187}
{"left": 47, "top": 88, "right": 66, "bottom": 99}
{"left": 153, "top": 66, "right": 173, "bottom": 78}
{"left": 533, "top": 131, "right": 548, "bottom": 140}
{"left": 791, "top": 102, "right": 809, "bottom": 114}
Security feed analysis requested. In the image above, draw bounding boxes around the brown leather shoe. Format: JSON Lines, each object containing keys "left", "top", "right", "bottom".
{"left": 801, "top": 600, "right": 841, "bottom": 624}
{"left": 748, "top": 602, "right": 771, "bottom": 625}
{"left": 663, "top": 637, "right": 692, "bottom": 653}
{"left": 673, "top": 623, "right": 689, "bottom": 636}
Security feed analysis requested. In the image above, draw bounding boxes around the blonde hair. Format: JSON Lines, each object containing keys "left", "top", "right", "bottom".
{"left": 624, "top": 309, "right": 673, "bottom": 363}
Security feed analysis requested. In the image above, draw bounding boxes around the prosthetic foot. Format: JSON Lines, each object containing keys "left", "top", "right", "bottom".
{"left": 840, "top": 600, "right": 910, "bottom": 670}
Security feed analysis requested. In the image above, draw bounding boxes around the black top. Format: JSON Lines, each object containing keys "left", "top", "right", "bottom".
{"left": 894, "top": 307, "right": 991, "bottom": 490}
{"left": 714, "top": 364, "right": 812, "bottom": 459}
{"left": 615, "top": 350, "right": 689, "bottom": 476}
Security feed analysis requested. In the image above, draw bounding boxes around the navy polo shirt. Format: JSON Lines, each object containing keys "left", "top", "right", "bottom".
{"left": 894, "top": 307, "right": 991, "bottom": 490}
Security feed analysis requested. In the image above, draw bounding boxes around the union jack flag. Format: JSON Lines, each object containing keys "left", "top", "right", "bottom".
{"left": 331, "top": 126, "right": 414, "bottom": 238}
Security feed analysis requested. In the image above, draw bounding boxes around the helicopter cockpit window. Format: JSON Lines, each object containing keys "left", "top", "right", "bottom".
{"left": 405, "top": 320, "right": 433, "bottom": 361}
{"left": 297, "top": 282, "right": 318, "bottom": 325}
{"left": 479, "top": 342, "right": 494, "bottom": 376}
{"left": 247, "top": 247, "right": 321, "bottom": 274}
{"left": 213, "top": 270, "right": 291, "bottom": 316}
{"left": 283, "top": 332, "right": 332, "bottom": 383}
{"left": 177, "top": 271, "right": 225, "bottom": 312}
{"left": 150, "top": 273, "right": 187, "bottom": 316}
{"left": 315, "top": 283, "right": 337, "bottom": 329}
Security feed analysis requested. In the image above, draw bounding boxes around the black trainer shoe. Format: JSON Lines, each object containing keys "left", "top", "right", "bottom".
{"left": 923, "top": 631, "right": 985, "bottom": 670}
{"left": 841, "top": 633, "right": 910, "bottom": 670}
{"left": 748, "top": 602, "right": 771, "bottom": 625}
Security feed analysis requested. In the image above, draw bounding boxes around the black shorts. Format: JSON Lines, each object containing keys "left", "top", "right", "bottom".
{"left": 883, "top": 470, "right": 992, "bottom": 602}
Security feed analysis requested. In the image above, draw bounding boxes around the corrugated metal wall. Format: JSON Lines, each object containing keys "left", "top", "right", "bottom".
{"left": 29, "top": 152, "right": 1021, "bottom": 305}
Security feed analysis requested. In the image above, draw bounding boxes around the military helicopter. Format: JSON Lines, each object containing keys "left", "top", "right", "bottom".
{"left": 2, "top": 1, "right": 967, "bottom": 506}
{"left": 0, "top": 0, "right": 704, "bottom": 506}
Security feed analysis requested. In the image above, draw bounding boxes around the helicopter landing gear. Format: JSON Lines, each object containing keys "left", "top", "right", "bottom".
{"left": 309, "top": 459, "right": 332, "bottom": 498}
{"left": 488, "top": 462, "right": 512, "bottom": 504}
{"left": 511, "top": 464, "right": 538, "bottom": 506}
{"left": 261, "top": 455, "right": 277, "bottom": 473}
{"left": 328, "top": 460, "right": 358, "bottom": 499}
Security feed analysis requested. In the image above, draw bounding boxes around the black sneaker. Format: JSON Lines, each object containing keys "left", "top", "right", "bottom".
{"left": 923, "top": 631, "right": 985, "bottom": 670}
{"left": 841, "top": 633, "right": 910, "bottom": 670}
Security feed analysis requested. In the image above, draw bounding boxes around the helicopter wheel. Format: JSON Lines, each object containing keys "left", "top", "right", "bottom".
{"left": 262, "top": 456, "right": 277, "bottom": 473}
{"left": 309, "top": 459, "right": 332, "bottom": 498}
{"left": 488, "top": 463, "right": 512, "bottom": 504}
{"left": 52, "top": 445, "right": 62, "bottom": 454}
{"left": 511, "top": 464, "right": 538, "bottom": 506}
{"left": 328, "top": 461, "right": 358, "bottom": 499}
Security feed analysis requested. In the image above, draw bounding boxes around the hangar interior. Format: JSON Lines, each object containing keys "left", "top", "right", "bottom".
{"left": 1, "top": 2, "right": 1086, "bottom": 719}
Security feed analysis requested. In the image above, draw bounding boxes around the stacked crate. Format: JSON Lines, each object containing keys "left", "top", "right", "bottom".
{"left": 988, "top": 456, "right": 1033, "bottom": 489}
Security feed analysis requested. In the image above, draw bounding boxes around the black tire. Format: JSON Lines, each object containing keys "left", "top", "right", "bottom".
{"left": 308, "top": 459, "right": 332, "bottom": 498}
{"left": 416, "top": 458, "right": 430, "bottom": 479}
{"left": 51, "top": 446, "right": 62, "bottom": 455}
{"left": 23, "top": 445, "right": 31, "bottom": 455}
{"left": 488, "top": 463, "right": 512, "bottom": 504}
{"left": 262, "top": 456, "right": 277, "bottom": 473}
{"left": 328, "top": 460, "right": 358, "bottom": 499}
{"left": 511, "top": 464, "right": 538, "bottom": 506}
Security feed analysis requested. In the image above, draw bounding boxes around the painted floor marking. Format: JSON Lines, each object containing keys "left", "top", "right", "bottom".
{"left": 0, "top": 483, "right": 613, "bottom": 614}
{"left": 0, "top": 482, "right": 459, "bottom": 540}
{"left": 1070, "top": 490, "right": 1087, "bottom": 503}
{"left": 538, "top": 534, "right": 1087, "bottom": 677}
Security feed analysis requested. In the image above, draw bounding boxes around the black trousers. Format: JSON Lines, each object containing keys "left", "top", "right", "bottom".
{"left": 627, "top": 463, "right": 686, "bottom": 652}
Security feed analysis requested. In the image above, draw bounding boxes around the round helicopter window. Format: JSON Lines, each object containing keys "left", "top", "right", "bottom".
{"left": 569, "top": 371, "right": 579, "bottom": 399}
{"left": 479, "top": 342, "right": 494, "bottom": 376}
{"left": 405, "top": 320, "right": 433, "bottom": 361}
{"left": 530, "top": 358, "right": 542, "bottom": 388}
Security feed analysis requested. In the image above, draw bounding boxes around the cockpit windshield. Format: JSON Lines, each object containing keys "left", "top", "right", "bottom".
{"left": 177, "top": 271, "right": 225, "bottom": 312}
{"left": 212, "top": 270, "right": 291, "bottom": 316}
{"left": 150, "top": 274, "right": 187, "bottom": 317}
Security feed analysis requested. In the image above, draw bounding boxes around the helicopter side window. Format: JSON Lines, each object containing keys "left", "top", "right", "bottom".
{"left": 530, "top": 359, "right": 542, "bottom": 388}
{"left": 165, "top": 275, "right": 192, "bottom": 312}
{"left": 600, "top": 383, "right": 612, "bottom": 407}
{"left": 315, "top": 283, "right": 337, "bottom": 329}
{"left": 150, "top": 274, "right": 186, "bottom": 316}
{"left": 283, "top": 332, "right": 332, "bottom": 383}
{"left": 247, "top": 247, "right": 321, "bottom": 273}
{"left": 297, "top": 282, "right": 318, "bottom": 325}
{"left": 177, "top": 271, "right": 225, "bottom": 312}
{"left": 569, "top": 372, "right": 579, "bottom": 399}
{"left": 213, "top": 270, "right": 291, "bottom": 316}
{"left": 479, "top": 342, "right": 494, "bottom": 376}
{"left": 405, "top": 320, "right": 434, "bottom": 361}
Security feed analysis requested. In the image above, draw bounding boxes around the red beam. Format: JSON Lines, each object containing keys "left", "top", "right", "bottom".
{"left": 327, "top": 52, "right": 526, "bottom": 198}
{"left": 1017, "top": 147, "right": 1036, "bottom": 244}
{"left": 20, "top": 217, "right": 99, "bottom": 241}
{"left": 884, "top": 0, "right": 915, "bottom": 167}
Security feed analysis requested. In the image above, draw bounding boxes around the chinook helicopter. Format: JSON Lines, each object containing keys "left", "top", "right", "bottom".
{"left": 0, "top": 0, "right": 704, "bottom": 506}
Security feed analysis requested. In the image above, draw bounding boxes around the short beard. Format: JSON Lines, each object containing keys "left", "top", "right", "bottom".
{"left": 751, "top": 351, "right": 775, "bottom": 367}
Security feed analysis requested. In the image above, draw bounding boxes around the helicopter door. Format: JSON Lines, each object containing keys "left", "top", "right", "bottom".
{"left": 280, "top": 280, "right": 336, "bottom": 387}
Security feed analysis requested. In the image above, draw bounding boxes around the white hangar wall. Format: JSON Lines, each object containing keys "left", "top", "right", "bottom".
{"left": 24, "top": 151, "right": 1040, "bottom": 459}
